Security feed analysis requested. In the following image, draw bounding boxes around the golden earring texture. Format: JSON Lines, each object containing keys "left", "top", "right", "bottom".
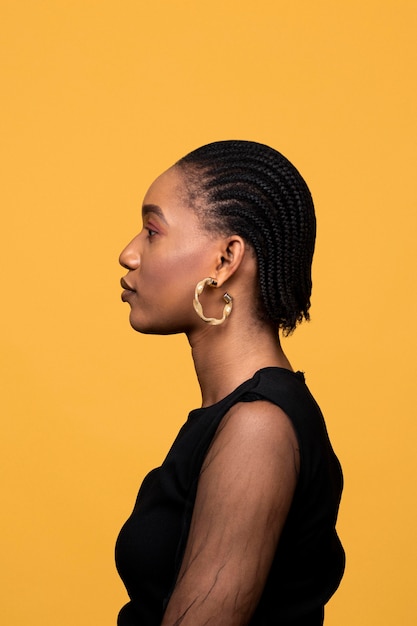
{"left": 193, "top": 277, "right": 233, "bottom": 326}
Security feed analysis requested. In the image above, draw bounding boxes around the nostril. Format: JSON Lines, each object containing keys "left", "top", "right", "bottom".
{"left": 120, "top": 257, "right": 139, "bottom": 270}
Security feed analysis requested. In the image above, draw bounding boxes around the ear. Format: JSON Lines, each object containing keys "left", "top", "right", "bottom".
{"left": 214, "top": 235, "right": 246, "bottom": 287}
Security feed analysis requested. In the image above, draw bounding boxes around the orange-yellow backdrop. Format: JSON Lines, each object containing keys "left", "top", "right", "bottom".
{"left": 1, "top": 1, "right": 416, "bottom": 624}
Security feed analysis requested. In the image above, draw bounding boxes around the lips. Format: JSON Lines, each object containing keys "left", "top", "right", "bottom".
{"left": 120, "top": 276, "right": 136, "bottom": 301}
{"left": 120, "top": 277, "right": 135, "bottom": 291}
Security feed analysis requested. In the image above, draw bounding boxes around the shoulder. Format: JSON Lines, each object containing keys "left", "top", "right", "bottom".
{"left": 216, "top": 399, "right": 299, "bottom": 450}
{"left": 203, "top": 399, "right": 300, "bottom": 479}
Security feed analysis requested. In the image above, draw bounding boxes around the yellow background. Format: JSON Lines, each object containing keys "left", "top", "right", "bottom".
{"left": 1, "top": 1, "right": 416, "bottom": 624}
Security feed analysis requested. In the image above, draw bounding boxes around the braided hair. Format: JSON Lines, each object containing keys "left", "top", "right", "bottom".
{"left": 176, "top": 140, "right": 316, "bottom": 335}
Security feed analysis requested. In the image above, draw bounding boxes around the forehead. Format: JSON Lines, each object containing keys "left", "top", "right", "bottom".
{"left": 141, "top": 166, "right": 205, "bottom": 232}
{"left": 143, "top": 166, "right": 185, "bottom": 207}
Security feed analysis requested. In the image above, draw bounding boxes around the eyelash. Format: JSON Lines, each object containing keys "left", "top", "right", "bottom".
{"left": 146, "top": 227, "right": 158, "bottom": 238}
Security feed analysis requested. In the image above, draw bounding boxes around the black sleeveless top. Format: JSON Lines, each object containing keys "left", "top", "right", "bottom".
{"left": 115, "top": 368, "right": 345, "bottom": 625}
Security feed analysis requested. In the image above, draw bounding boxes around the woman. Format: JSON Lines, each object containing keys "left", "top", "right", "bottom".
{"left": 116, "top": 140, "right": 345, "bottom": 626}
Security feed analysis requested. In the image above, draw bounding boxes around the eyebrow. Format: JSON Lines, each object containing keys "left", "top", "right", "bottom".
{"left": 142, "top": 204, "right": 169, "bottom": 225}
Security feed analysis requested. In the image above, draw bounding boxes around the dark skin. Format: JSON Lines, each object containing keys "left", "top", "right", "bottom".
{"left": 119, "top": 166, "right": 300, "bottom": 626}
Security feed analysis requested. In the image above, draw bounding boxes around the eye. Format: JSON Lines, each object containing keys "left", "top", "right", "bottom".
{"left": 145, "top": 227, "right": 158, "bottom": 239}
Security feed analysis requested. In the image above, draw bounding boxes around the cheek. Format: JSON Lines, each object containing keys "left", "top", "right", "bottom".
{"left": 137, "top": 259, "right": 191, "bottom": 313}
{"left": 144, "top": 256, "right": 186, "bottom": 287}
{"left": 150, "top": 243, "right": 210, "bottom": 285}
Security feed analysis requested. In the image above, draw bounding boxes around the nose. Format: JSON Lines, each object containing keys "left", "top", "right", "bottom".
{"left": 119, "top": 234, "right": 141, "bottom": 270}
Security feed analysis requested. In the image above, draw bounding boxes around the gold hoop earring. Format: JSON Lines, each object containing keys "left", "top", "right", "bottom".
{"left": 193, "top": 277, "right": 233, "bottom": 326}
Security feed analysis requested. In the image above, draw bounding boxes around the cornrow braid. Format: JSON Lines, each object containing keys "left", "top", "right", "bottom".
{"left": 176, "top": 140, "right": 316, "bottom": 335}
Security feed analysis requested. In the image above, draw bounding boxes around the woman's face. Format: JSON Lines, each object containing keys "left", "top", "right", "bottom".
{"left": 119, "top": 166, "right": 221, "bottom": 335}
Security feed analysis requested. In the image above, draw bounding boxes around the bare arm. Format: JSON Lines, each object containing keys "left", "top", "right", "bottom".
{"left": 161, "top": 400, "right": 300, "bottom": 626}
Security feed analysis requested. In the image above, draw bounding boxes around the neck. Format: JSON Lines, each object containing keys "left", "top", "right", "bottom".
{"left": 187, "top": 317, "right": 293, "bottom": 408}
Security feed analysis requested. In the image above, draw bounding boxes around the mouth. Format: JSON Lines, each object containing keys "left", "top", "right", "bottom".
{"left": 120, "top": 277, "right": 136, "bottom": 301}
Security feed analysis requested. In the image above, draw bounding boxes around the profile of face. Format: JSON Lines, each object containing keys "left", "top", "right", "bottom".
{"left": 119, "top": 167, "right": 228, "bottom": 335}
